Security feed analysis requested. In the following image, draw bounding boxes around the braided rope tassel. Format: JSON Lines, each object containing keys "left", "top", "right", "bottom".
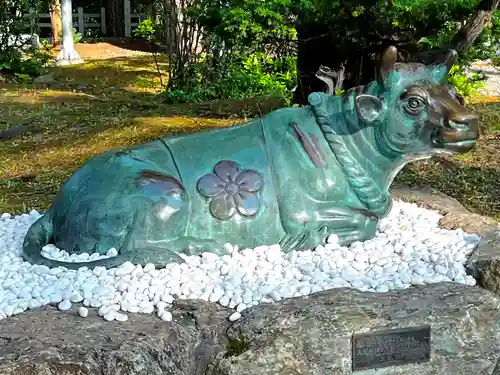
{"left": 308, "top": 92, "right": 391, "bottom": 217}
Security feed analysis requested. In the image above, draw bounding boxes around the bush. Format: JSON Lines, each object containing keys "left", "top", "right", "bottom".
{"left": 149, "top": 0, "right": 297, "bottom": 104}
{"left": 448, "top": 65, "right": 487, "bottom": 99}
{"left": 151, "top": 0, "right": 500, "bottom": 104}
{"left": 72, "top": 28, "right": 83, "bottom": 44}
{"left": 164, "top": 52, "right": 297, "bottom": 104}
{"left": 134, "top": 19, "right": 155, "bottom": 41}
{"left": 0, "top": 0, "right": 52, "bottom": 79}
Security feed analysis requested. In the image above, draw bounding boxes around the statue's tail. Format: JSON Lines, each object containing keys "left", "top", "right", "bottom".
{"left": 22, "top": 215, "right": 136, "bottom": 270}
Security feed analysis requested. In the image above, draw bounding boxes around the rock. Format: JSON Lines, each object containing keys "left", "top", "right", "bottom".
{"left": 0, "top": 301, "right": 229, "bottom": 375}
{"left": 0, "top": 33, "right": 40, "bottom": 50}
{"left": 390, "top": 185, "right": 499, "bottom": 233}
{"left": 1, "top": 283, "right": 500, "bottom": 375}
{"left": 391, "top": 185, "right": 500, "bottom": 296}
{"left": 33, "top": 72, "right": 57, "bottom": 85}
{"left": 211, "top": 283, "right": 500, "bottom": 375}
{"left": 467, "top": 231, "right": 500, "bottom": 295}
{"left": 0, "top": 124, "right": 27, "bottom": 141}
{"left": 73, "top": 83, "right": 90, "bottom": 91}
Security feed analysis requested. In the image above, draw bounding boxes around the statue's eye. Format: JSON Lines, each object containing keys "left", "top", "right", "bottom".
{"left": 404, "top": 97, "right": 425, "bottom": 114}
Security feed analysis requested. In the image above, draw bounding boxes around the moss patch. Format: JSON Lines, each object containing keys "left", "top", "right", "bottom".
{"left": 224, "top": 336, "right": 251, "bottom": 358}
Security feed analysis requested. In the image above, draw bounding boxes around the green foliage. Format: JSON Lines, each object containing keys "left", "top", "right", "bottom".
{"left": 72, "top": 28, "right": 83, "bottom": 44}
{"left": 134, "top": 18, "right": 155, "bottom": 41}
{"left": 40, "top": 38, "right": 53, "bottom": 52}
{"left": 448, "top": 65, "right": 486, "bottom": 99}
{"left": 155, "top": 0, "right": 500, "bottom": 103}
{"left": 1, "top": 47, "right": 52, "bottom": 78}
{"left": 417, "top": 13, "right": 499, "bottom": 67}
{"left": 57, "top": 26, "right": 84, "bottom": 44}
{"left": 0, "top": 0, "right": 52, "bottom": 78}
{"left": 297, "top": 0, "right": 499, "bottom": 99}
{"left": 196, "top": 0, "right": 296, "bottom": 55}
{"left": 159, "top": 0, "right": 297, "bottom": 103}
{"left": 415, "top": 9, "right": 499, "bottom": 99}
{"left": 164, "top": 53, "right": 297, "bottom": 104}
{"left": 310, "top": 1, "right": 500, "bottom": 97}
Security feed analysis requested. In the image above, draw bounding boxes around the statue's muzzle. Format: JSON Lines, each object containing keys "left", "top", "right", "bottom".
{"left": 431, "top": 101, "right": 480, "bottom": 153}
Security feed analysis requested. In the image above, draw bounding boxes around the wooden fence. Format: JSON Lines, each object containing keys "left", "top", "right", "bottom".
{"left": 124, "top": 0, "right": 146, "bottom": 37}
{"left": 33, "top": 0, "right": 144, "bottom": 38}
{"left": 34, "top": 7, "right": 106, "bottom": 36}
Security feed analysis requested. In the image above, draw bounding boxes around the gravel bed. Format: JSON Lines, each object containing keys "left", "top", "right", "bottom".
{"left": 0, "top": 200, "right": 479, "bottom": 323}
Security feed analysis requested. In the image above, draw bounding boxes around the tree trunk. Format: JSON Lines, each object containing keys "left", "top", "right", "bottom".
{"left": 49, "top": 0, "right": 62, "bottom": 46}
{"left": 293, "top": 22, "right": 385, "bottom": 105}
{"left": 449, "top": 0, "right": 500, "bottom": 53}
{"left": 105, "top": 0, "right": 125, "bottom": 37}
{"left": 57, "top": 0, "right": 81, "bottom": 62}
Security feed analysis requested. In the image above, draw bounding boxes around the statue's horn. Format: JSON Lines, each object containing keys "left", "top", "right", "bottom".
{"left": 442, "top": 49, "right": 458, "bottom": 74}
{"left": 378, "top": 46, "right": 398, "bottom": 87}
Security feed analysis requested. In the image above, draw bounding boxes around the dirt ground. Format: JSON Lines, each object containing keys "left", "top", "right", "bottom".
{"left": 54, "top": 40, "right": 156, "bottom": 60}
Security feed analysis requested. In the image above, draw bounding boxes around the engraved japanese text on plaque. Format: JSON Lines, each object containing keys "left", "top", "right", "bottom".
{"left": 352, "top": 326, "right": 431, "bottom": 371}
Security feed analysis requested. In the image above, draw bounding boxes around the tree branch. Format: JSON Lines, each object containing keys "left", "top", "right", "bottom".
{"left": 448, "top": 0, "right": 500, "bottom": 53}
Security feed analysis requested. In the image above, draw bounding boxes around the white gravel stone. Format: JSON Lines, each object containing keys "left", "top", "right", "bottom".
{"left": 78, "top": 306, "right": 88, "bottom": 317}
{"left": 159, "top": 310, "right": 173, "bottom": 322}
{"left": 229, "top": 311, "right": 241, "bottom": 322}
{"left": 58, "top": 299, "right": 71, "bottom": 311}
{"left": 0, "top": 201, "right": 482, "bottom": 323}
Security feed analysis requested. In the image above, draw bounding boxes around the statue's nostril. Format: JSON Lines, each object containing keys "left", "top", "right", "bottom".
{"left": 447, "top": 120, "right": 469, "bottom": 131}
{"left": 449, "top": 112, "right": 478, "bottom": 123}
{"left": 446, "top": 112, "right": 478, "bottom": 131}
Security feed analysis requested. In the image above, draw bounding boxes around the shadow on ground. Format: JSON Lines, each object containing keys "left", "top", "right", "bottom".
{"left": 0, "top": 90, "right": 285, "bottom": 175}
{"left": 45, "top": 55, "right": 168, "bottom": 95}
{"left": 102, "top": 38, "right": 165, "bottom": 53}
{"left": 0, "top": 69, "right": 286, "bottom": 213}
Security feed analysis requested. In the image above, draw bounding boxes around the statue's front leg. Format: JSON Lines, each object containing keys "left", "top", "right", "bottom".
{"left": 279, "top": 201, "right": 378, "bottom": 251}
{"left": 314, "top": 204, "right": 378, "bottom": 245}
{"left": 279, "top": 224, "right": 329, "bottom": 252}
{"left": 277, "top": 196, "right": 330, "bottom": 251}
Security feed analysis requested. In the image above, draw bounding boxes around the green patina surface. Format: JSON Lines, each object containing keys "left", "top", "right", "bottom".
{"left": 21, "top": 47, "right": 480, "bottom": 268}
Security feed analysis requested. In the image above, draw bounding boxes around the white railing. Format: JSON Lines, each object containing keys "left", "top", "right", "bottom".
{"left": 34, "top": 7, "right": 106, "bottom": 35}
{"left": 124, "top": 0, "right": 145, "bottom": 37}
{"left": 31, "top": 3, "right": 145, "bottom": 38}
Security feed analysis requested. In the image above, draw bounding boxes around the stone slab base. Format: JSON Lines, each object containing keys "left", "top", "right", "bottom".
{"left": 0, "top": 283, "right": 499, "bottom": 375}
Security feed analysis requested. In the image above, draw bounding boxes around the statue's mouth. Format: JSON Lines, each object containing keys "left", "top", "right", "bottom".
{"left": 431, "top": 120, "right": 479, "bottom": 153}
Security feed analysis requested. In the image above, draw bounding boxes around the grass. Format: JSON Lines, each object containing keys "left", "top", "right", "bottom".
{"left": 0, "top": 54, "right": 285, "bottom": 213}
{"left": 0, "top": 54, "right": 499, "bottom": 220}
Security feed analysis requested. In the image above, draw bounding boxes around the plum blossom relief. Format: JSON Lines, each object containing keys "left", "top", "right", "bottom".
{"left": 197, "top": 160, "right": 264, "bottom": 220}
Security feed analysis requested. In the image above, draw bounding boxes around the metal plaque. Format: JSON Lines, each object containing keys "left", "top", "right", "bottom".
{"left": 352, "top": 326, "right": 431, "bottom": 372}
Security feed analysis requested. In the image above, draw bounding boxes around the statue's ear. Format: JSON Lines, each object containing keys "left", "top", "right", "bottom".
{"left": 355, "top": 94, "right": 384, "bottom": 123}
